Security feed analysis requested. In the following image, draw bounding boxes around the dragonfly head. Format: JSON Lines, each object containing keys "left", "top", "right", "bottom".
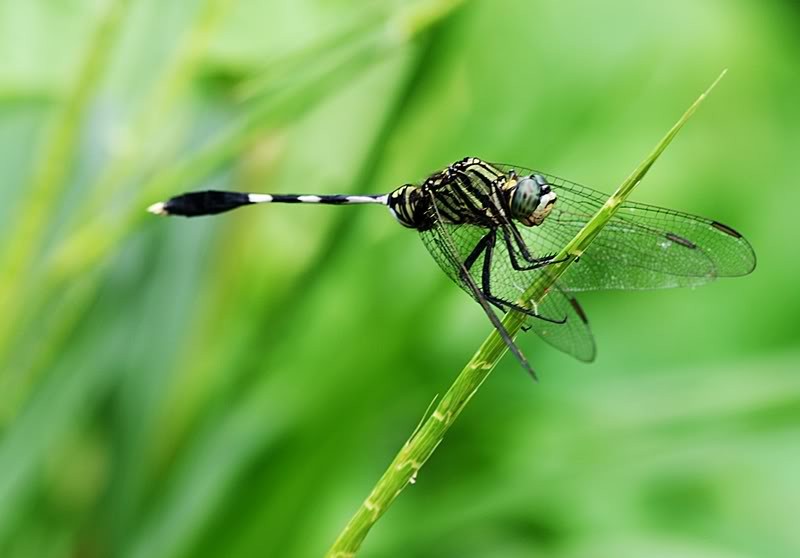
{"left": 510, "top": 174, "right": 557, "bottom": 226}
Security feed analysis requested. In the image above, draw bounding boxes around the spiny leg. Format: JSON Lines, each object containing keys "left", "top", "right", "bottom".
{"left": 462, "top": 229, "right": 495, "bottom": 270}
{"left": 501, "top": 229, "right": 559, "bottom": 272}
{"left": 456, "top": 243, "right": 537, "bottom": 378}
{"left": 460, "top": 228, "right": 565, "bottom": 324}
{"left": 480, "top": 229, "right": 566, "bottom": 324}
{"left": 461, "top": 229, "right": 511, "bottom": 315}
{"left": 479, "top": 230, "right": 521, "bottom": 311}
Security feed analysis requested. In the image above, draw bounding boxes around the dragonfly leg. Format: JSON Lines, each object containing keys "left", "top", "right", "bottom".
{"left": 479, "top": 230, "right": 566, "bottom": 324}
{"left": 501, "top": 229, "right": 558, "bottom": 271}
{"left": 462, "top": 230, "right": 508, "bottom": 314}
{"left": 462, "top": 230, "right": 494, "bottom": 270}
{"left": 451, "top": 233, "right": 537, "bottom": 379}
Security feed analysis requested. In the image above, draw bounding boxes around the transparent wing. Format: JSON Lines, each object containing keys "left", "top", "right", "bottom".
{"left": 419, "top": 223, "right": 559, "bottom": 322}
{"left": 522, "top": 286, "right": 595, "bottom": 362}
{"left": 420, "top": 222, "right": 596, "bottom": 362}
{"left": 467, "top": 223, "right": 595, "bottom": 361}
{"left": 496, "top": 164, "right": 757, "bottom": 291}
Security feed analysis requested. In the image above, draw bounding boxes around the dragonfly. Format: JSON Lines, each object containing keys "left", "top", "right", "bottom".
{"left": 148, "top": 157, "right": 756, "bottom": 377}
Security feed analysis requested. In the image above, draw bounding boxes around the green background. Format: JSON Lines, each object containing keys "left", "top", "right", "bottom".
{"left": 0, "top": 1, "right": 798, "bottom": 556}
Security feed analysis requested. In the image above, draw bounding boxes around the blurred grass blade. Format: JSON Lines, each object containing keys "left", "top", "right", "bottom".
{"left": 326, "top": 70, "right": 727, "bottom": 557}
{"left": 79, "top": 0, "right": 235, "bottom": 214}
{"left": 238, "top": 0, "right": 464, "bottom": 102}
{"left": 0, "top": 0, "right": 131, "bottom": 339}
{"left": 0, "top": 0, "right": 231, "bottom": 421}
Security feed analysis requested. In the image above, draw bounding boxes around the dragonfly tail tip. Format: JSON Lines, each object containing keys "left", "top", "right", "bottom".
{"left": 147, "top": 201, "right": 168, "bottom": 216}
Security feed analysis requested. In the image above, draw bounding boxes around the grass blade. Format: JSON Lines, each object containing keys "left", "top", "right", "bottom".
{"left": 0, "top": 0, "right": 131, "bottom": 355}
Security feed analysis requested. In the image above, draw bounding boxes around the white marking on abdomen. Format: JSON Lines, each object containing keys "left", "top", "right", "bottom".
{"left": 347, "top": 195, "right": 388, "bottom": 204}
{"left": 248, "top": 194, "right": 273, "bottom": 203}
{"left": 298, "top": 195, "right": 322, "bottom": 203}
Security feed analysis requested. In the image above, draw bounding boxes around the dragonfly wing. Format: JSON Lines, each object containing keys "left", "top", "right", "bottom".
{"left": 522, "top": 286, "right": 596, "bottom": 362}
{"left": 420, "top": 221, "right": 596, "bottom": 362}
{"left": 420, "top": 222, "right": 567, "bottom": 323}
{"left": 496, "top": 165, "right": 756, "bottom": 291}
{"left": 460, "top": 222, "right": 596, "bottom": 361}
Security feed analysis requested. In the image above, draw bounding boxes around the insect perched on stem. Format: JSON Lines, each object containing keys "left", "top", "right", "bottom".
{"left": 149, "top": 157, "right": 756, "bottom": 377}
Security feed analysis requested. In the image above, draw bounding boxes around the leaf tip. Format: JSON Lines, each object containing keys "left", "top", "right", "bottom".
{"left": 702, "top": 69, "right": 728, "bottom": 100}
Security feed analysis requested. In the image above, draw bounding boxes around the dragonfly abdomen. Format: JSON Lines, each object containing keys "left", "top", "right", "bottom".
{"left": 148, "top": 190, "right": 388, "bottom": 217}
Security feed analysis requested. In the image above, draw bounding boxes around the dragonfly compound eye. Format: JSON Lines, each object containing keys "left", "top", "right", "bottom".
{"left": 510, "top": 177, "right": 542, "bottom": 223}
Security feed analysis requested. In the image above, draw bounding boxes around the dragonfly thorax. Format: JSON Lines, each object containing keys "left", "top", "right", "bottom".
{"left": 385, "top": 160, "right": 559, "bottom": 230}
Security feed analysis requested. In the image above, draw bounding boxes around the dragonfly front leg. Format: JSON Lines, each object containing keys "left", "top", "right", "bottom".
{"left": 501, "top": 229, "right": 559, "bottom": 271}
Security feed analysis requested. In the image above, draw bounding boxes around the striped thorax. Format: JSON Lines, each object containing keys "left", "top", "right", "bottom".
{"left": 385, "top": 157, "right": 558, "bottom": 231}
